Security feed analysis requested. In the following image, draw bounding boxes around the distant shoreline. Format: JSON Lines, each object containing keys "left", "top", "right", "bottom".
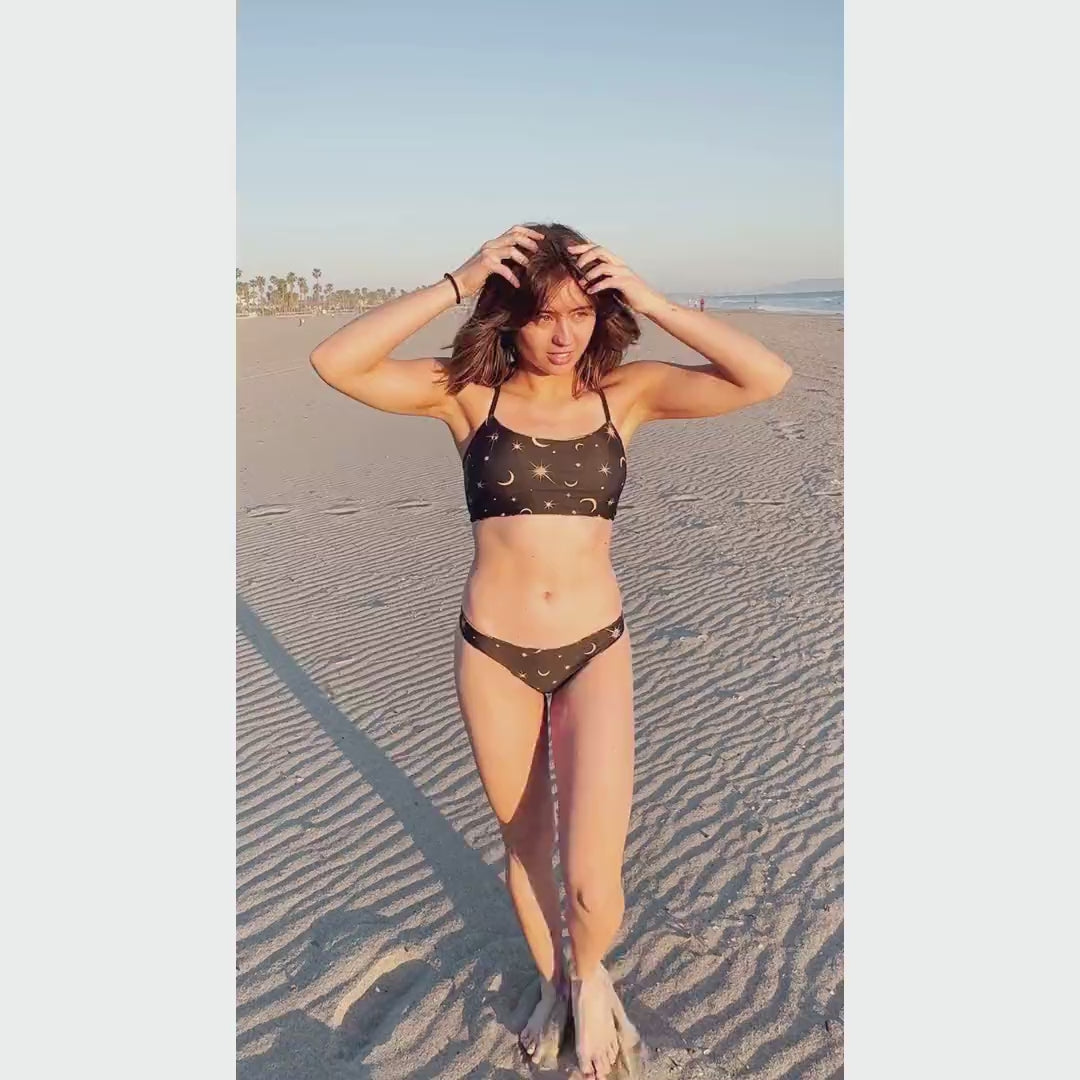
{"left": 236, "top": 307, "right": 843, "bottom": 323}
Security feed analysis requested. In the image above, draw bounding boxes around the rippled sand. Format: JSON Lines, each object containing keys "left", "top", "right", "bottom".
{"left": 237, "top": 307, "right": 844, "bottom": 1079}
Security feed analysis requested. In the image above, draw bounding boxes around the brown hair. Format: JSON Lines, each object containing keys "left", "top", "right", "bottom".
{"left": 438, "top": 222, "right": 641, "bottom": 397}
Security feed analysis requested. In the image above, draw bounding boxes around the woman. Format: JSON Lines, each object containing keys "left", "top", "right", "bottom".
{"left": 310, "top": 223, "right": 791, "bottom": 1079}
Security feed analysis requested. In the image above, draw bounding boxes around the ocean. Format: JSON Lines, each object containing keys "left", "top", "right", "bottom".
{"left": 669, "top": 290, "right": 844, "bottom": 316}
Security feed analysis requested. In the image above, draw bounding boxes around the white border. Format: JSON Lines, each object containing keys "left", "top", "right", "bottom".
{"left": 5, "top": 0, "right": 1078, "bottom": 1075}
{"left": 4, "top": 1, "right": 235, "bottom": 1075}
{"left": 847, "top": 1, "right": 1076, "bottom": 1075}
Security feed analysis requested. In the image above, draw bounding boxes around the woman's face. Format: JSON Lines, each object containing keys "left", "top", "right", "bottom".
{"left": 514, "top": 277, "right": 597, "bottom": 374}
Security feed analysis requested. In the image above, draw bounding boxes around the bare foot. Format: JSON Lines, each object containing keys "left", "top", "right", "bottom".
{"left": 571, "top": 969, "right": 620, "bottom": 1079}
{"left": 520, "top": 971, "right": 567, "bottom": 1064}
{"left": 599, "top": 967, "right": 645, "bottom": 1077}
{"left": 535, "top": 977, "right": 570, "bottom": 1067}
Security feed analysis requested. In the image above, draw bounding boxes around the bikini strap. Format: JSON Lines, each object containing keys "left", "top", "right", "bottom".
{"left": 487, "top": 383, "right": 501, "bottom": 421}
{"left": 597, "top": 387, "right": 612, "bottom": 424}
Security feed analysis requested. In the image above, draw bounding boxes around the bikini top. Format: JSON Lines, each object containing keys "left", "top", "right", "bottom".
{"left": 463, "top": 383, "right": 627, "bottom": 522}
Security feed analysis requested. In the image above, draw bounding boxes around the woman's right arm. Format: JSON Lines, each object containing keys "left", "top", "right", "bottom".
{"left": 308, "top": 225, "right": 544, "bottom": 420}
{"left": 309, "top": 278, "right": 461, "bottom": 419}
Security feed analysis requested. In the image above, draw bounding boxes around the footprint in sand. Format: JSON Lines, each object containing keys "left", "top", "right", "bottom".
{"left": 333, "top": 951, "right": 435, "bottom": 1062}
{"left": 246, "top": 504, "right": 292, "bottom": 518}
{"left": 652, "top": 624, "right": 707, "bottom": 645}
{"left": 766, "top": 419, "right": 807, "bottom": 441}
{"left": 322, "top": 502, "right": 363, "bottom": 515}
{"left": 389, "top": 500, "right": 431, "bottom": 511}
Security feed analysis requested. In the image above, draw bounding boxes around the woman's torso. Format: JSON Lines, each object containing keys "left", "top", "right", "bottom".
{"left": 449, "top": 372, "right": 641, "bottom": 646}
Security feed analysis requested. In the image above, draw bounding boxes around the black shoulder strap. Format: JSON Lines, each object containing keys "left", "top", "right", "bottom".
{"left": 487, "top": 383, "right": 501, "bottom": 420}
{"left": 596, "top": 387, "right": 612, "bottom": 424}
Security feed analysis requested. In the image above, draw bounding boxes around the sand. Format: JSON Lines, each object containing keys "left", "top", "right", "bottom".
{"left": 237, "top": 307, "right": 844, "bottom": 1079}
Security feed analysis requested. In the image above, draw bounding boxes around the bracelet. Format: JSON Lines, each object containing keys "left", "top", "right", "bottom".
{"left": 443, "top": 272, "right": 462, "bottom": 304}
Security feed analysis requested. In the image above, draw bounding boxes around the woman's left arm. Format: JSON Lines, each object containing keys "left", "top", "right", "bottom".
{"left": 570, "top": 241, "right": 793, "bottom": 421}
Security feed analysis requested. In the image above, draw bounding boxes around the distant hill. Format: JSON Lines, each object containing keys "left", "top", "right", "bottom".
{"left": 755, "top": 278, "right": 843, "bottom": 294}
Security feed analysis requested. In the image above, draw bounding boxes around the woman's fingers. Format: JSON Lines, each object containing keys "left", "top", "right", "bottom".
{"left": 505, "top": 226, "right": 544, "bottom": 252}
{"left": 485, "top": 250, "right": 521, "bottom": 287}
{"left": 582, "top": 251, "right": 624, "bottom": 269}
{"left": 568, "top": 241, "right": 625, "bottom": 269}
{"left": 502, "top": 236, "right": 540, "bottom": 253}
{"left": 464, "top": 226, "right": 542, "bottom": 291}
{"left": 497, "top": 265, "right": 522, "bottom": 288}
{"left": 584, "top": 269, "right": 623, "bottom": 293}
{"left": 511, "top": 225, "right": 546, "bottom": 242}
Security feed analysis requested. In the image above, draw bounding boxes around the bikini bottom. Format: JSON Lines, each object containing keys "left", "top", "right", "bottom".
{"left": 458, "top": 609, "right": 625, "bottom": 695}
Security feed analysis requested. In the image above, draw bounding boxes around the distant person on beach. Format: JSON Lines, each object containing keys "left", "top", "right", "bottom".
{"left": 309, "top": 223, "right": 791, "bottom": 1079}
{"left": 699, "top": 296, "right": 705, "bottom": 312}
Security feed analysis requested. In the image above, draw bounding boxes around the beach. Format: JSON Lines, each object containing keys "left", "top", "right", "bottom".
{"left": 237, "top": 308, "right": 844, "bottom": 1078}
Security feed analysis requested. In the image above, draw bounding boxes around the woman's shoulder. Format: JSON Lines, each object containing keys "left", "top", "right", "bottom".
{"left": 600, "top": 357, "right": 656, "bottom": 397}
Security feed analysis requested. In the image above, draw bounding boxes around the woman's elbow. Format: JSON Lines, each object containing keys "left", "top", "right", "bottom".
{"left": 772, "top": 358, "right": 793, "bottom": 395}
{"left": 750, "top": 354, "right": 792, "bottom": 402}
{"left": 309, "top": 344, "right": 333, "bottom": 380}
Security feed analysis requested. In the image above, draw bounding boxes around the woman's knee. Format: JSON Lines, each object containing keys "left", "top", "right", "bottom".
{"left": 500, "top": 813, "right": 555, "bottom": 865}
{"left": 563, "top": 873, "right": 624, "bottom": 919}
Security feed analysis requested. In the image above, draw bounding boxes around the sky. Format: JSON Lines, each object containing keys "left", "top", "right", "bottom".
{"left": 237, "top": 0, "right": 842, "bottom": 295}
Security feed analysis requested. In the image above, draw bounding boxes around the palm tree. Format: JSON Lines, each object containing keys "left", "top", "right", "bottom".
{"left": 298, "top": 277, "right": 309, "bottom": 311}
{"left": 326, "top": 283, "right": 335, "bottom": 311}
{"left": 254, "top": 275, "right": 266, "bottom": 312}
{"left": 312, "top": 268, "right": 322, "bottom": 310}
{"left": 269, "top": 275, "right": 289, "bottom": 313}
{"left": 285, "top": 272, "right": 297, "bottom": 312}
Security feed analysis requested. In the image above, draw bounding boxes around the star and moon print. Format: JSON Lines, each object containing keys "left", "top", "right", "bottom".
{"left": 463, "top": 388, "right": 627, "bottom": 521}
{"left": 457, "top": 608, "right": 625, "bottom": 693}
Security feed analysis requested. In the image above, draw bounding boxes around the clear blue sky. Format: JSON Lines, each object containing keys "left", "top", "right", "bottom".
{"left": 238, "top": 0, "right": 842, "bottom": 294}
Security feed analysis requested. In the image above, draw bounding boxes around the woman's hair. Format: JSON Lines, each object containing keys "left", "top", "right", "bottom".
{"left": 438, "top": 222, "right": 641, "bottom": 397}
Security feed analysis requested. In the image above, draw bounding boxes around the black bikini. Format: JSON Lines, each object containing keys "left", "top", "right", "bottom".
{"left": 462, "top": 382, "right": 627, "bottom": 521}
{"left": 459, "top": 609, "right": 625, "bottom": 695}
{"left": 458, "top": 383, "right": 628, "bottom": 694}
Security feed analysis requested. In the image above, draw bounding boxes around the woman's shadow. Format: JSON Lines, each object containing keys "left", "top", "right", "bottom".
{"left": 237, "top": 597, "right": 682, "bottom": 1077}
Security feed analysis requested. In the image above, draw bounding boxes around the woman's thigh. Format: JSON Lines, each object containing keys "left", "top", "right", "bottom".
{"left": 454, "top": 627, "right": 552, "bottom": 840}
{"left": 548, "top": 630, "right": 635, "bottom": 890}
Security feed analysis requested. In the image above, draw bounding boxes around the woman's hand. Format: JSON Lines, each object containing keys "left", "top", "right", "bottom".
{"left": 449, "top": 225, "right": 545, "bottom": 298}
{"left": 567, "top": 241, "right": 665, "bottom": 316}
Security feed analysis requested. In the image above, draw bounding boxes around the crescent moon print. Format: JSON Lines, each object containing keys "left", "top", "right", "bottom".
{"left": 584, "top": 642, "right": 597, "bottom": 655}
{"left": 619, "top": 456, "right": 625, "bottom": 467}
{"left": 497, "top": 471, "right": 515, "bottom": 486}
{"left": 563, "top": 480, "right": 579, "bottom": 488}
{"left": 531, "top": 437, "right": 549, "bottom": 448}
{"left": 575, "top": 442, "right": 585, "bottom": 450}
{"left": 537, "top": 669, "right": 551, "bottom": 676}
{"left": 518, "top": 507, "right": 533, "bottom": 513}
{"left": 580, "top": 497, "right": 598, "bottom": 512}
